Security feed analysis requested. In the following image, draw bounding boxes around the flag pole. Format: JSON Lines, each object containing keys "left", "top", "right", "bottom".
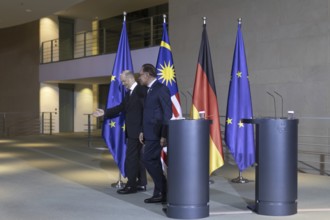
{"left": 163, "top": 14, "right": 166, "bottom": 23}
{"left": 203, "top": 16, "right": 215, "bottom": 184}
{"left": 238, "top": 17, "right": 242, "bottom": 25}
{"left": 230, "top": 18, "right": 251, "bottom": 184}
{"left": 231, "top": 170, "right": 249, "bottom": 183}
{"left": 109, "top": 11, "right": 128, "bottom": 189}
{"left": 123, "top": 11, "right": 126, "bottom": 21}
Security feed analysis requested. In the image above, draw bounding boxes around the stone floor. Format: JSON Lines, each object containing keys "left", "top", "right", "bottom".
{"left": 0, "top": 133, "right": 329, "bottom": 220}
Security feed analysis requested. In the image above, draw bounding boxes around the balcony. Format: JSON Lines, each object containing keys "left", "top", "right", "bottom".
{"left": 40, "top": 14, "right": 165, "bottom": 64}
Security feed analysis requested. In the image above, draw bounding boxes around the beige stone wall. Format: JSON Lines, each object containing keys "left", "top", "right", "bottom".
{"left": 0, "top": 21, "right": 40, "bottom": 135}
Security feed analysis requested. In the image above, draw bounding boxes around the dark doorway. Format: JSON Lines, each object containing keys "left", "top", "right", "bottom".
{"left": 59, "top": 84, "right": 74, "bottom": 132}
{"left": 59, "top": 17, "right": 74, "bottom": 61}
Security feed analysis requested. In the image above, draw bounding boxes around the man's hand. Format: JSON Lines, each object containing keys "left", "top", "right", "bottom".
{"left": 160, "top": 137, "right": 167, "bottom": 147}
{"left": 92, "top": 108, "right": 104, "bottom": 117}
{"left": 139, "top": 132, "right": 144, "bottom": 144}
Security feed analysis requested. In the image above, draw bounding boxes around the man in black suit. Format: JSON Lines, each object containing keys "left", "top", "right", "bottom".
{"left": 138, "top": 64, "right": 172, "bottom": 203}
{"left": 94, "top": 70, "right": 147, "bottom": 194}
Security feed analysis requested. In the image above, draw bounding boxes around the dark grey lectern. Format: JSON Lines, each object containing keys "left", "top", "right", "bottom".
{"left": 242, "top": 118, "right": 299, "bottom": 216}
{"left": 166, "top": 119, "right": 210, "bottom": 219}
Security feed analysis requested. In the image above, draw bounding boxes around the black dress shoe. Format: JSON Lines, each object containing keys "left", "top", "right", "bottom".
{"left": 144, "top": 194, "right": 166, "bottom": 203}
{"left": 136, "top": 185, "right": 147, "bottom": 191}
{"left": 117, "top": 186, "right": 137, "bottom": 194}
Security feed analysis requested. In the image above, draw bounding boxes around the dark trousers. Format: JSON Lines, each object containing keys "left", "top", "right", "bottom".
{"left": 142, "top": 140, "right": 167, "bottom": 196}
{"left": 125, "top": 138, "right": 147, "bottom": 187}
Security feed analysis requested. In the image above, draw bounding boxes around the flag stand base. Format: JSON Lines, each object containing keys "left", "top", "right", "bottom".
{"left": 111, "top": 180, "right": 125, "bottom": 188}
{"left": 111, "top": 172, "right": 126, "bottom": 188}
{"left": 231, "top": 171, "right": 249, "bottom": 183}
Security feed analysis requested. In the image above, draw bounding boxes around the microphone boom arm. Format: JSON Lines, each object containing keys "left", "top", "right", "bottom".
{"left": 267, "top": 91, "right": 277, "bottom": 118}
{"left": 274, "top": 91, "right": 283, "bottom": 118}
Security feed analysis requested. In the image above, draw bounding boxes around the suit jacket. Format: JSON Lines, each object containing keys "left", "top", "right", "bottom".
{"left": 104, "top": 84, "right": 147, "bottom": 139}
{"left": 143, "top": 81, "right": 172, "bottom": 140}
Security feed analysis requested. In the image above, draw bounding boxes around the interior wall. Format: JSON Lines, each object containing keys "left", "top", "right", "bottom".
{"left": 169, "top": 0, "right": 330, "bottom": 119}
{"left": 39, "top": 83, "right": 94, "bottom": 133}
{"left": 40, "top": 16, "right": 59, "bottom": 62}
{"left": 0, "top": 21, "right": 40, "bottom": 135}
{"left": 74, "top": 84, "right": 93, "bottom": 132}
{"left": 40, "top": 16, "right": 59, "bottom": 43}
{"left": 169, "top": 0, "right": 330, "bottom": 173}
{"left": 40, "top": 83, "right": 59, "bottom": 133}
{"left": 39, "top": 17, "right": 60, "bottom": 133}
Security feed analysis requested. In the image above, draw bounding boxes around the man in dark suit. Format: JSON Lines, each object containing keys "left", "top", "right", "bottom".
{"left": 138, "top": 64, "right": 172, "bottom": 203}
{"left": 93, "top": 70, "right": 147, "bottom": 194}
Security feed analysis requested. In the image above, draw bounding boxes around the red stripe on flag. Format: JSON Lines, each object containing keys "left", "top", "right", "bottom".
{"left": 171, "top": 93, "right": 182, "bottom": 117}
{"left": 192, "top": 64, "right": 223, "bottom": 153}
{"left": 172, "top": 103, "right": 179, "bottom": 117}
{"left": 191, "top": 24, "right": 225, "bottom": 173}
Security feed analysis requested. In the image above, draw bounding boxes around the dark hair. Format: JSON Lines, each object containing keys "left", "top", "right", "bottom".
{"left": 142, "top": 63, "right": 156, "bottom": 77}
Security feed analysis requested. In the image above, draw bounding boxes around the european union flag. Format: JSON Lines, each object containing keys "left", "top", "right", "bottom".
{"left": 156, "top": 19, "right": 182, "bottom": 119}
{"left": 225, "top": 21, "right": 255, "bottom": 172}
{"left": 102, "top": 18, "right": 133, "bottom": 177}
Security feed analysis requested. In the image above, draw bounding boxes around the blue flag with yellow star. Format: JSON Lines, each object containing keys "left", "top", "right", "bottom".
{"left": 225, "top": 22, "right": 255, "bottom": 172}
{"left": 156, "top": 21, "right": 182, "bottom": 119}
{"left": 102, "top": 19, "right": 133, "bottom": 177}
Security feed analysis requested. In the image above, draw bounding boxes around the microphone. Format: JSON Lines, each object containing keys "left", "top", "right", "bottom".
{"left": 267, "top": 91, "right": 277, "bottom": 118}
{"left": 180, "top": 91, "right": 188, "bottom": 116}
{"left": 273, "top": 91, "right": 283, "bottom": 118}
{"left": 186, "top": 91, "right": 193, "bottom": 119}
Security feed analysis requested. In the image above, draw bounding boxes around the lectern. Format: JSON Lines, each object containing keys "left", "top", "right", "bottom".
{"left": 166, "top": 119, "right": 210, "bottom": 219}
{"left": 243, "top": 118, "right": 299, "bottom": 216}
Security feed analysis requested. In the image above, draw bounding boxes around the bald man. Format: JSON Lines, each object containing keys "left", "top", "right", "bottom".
{"left": 94, "top": 70, "right": 148, "bottom": 194}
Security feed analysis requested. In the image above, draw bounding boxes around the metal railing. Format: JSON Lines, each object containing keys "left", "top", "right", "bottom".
{"left": 84, "top": 113, "right": 97, "bottom": 147}
{"left": 297, "top": 117, "right": 330, "bottom": 175}
{"left": 40, "top": 112, "right": 56, "bottom": 135}
{"left": 40, "top": 14, "right": 164, "bottom": 64}
{"left": 0, "top": 112, "right": 39, "bottom": 137}
{"left": 1, "top": 109, "right": 329, "bottom": 175}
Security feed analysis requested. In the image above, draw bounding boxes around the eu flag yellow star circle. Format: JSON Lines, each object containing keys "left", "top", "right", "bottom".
{"left": 109, "top": 120, "right": 126, "bottom": 131}
{"left": 109, "top": 121, "right": 116, "bottom": 128}
{"left": 238, "top": 120, "right": 244, "bottom": 128}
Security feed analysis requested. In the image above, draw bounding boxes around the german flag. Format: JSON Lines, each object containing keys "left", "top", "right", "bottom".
{"left": 191, "top": 23, "right": 224, "bottom": 174}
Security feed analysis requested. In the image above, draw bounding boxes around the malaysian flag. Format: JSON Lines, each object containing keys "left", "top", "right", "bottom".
{"left": 156, "top": 16, "right": 183, "bottom": 173}
{"left": 156, "top": 16, "right": 182, "bottom": 119}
